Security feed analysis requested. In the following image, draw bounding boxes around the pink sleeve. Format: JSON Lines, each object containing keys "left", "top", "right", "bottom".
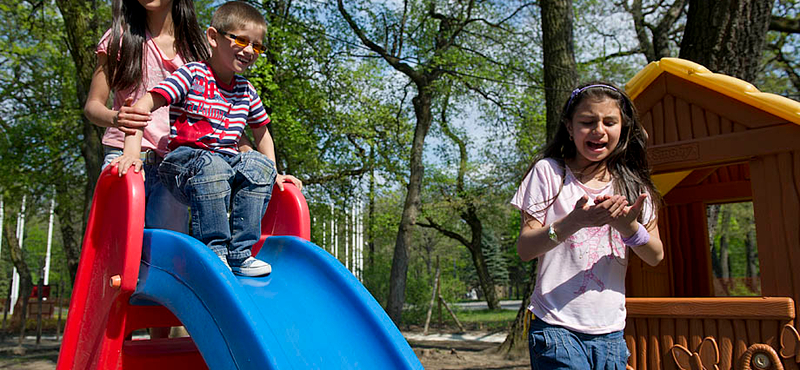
{"left": 96, "top": 28, "right": 114, "bottom": 55}
{"left": 510, "top": 159, "right": 560, "bottom": 224}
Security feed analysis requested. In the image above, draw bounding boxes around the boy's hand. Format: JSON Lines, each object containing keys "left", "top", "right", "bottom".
{"left": 109, "top": 153, "right": 143, "bottom": 177}
{"left": 276, "top": 174, "right": 303, "bottom": 191}
{"left": 114, "top": 97, "right": 151, "bottom": 135}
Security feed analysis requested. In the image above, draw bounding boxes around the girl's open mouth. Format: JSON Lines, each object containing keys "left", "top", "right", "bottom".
{"left": 587, "top": 141, "right": 607, "bottom": 150}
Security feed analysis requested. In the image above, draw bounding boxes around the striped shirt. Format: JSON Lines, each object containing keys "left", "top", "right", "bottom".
{"left": 151, "top": 61, "right": 270, "bottom": 155}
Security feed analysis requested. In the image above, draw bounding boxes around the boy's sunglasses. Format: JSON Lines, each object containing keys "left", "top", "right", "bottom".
{"left": 220, "top": 31, "right": 266, "bottom": 54}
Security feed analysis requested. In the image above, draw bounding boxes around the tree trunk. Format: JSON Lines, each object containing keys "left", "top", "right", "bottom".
{"left": 468, "top": 242, "right": 498, "bottom": 310}
{"left": 541, "top": 0, "right": 578, "bottom": 140}
{"left": 3, "top": 219, "right": 34, "bottom": 328}
{"left": 55, "top": 181, "right": 82, "bottom": 285}
{"left": 387, "top": 89, "right": 434, "bottom": 323}
{"left": 498, "top": 259, "right": 537, "bottom": 357}
{"left": 719, "top": 235, "right": 730, "bottom": 279}
{"left": 679, "top": 0, "right": 774, "bottom": 82}
{"left": 463, "top": 209, "right": 499, "bottom": 310}
{"left": 55, "top": 0, "right": 105, "bottom": 282}
{"left": 708, "top": 204, "right": 722, "bottom": 278}
{"left": 628, "top": 0, "right": 686, "bottom": 62}
{"left": 718, "top": 206, "right": 731, "bottom": 280}
{"left": 745, "top": 228, "right": 757, "bottom": 291}
{"left": 711, "top": 244, "right": 722, "bottom": 279}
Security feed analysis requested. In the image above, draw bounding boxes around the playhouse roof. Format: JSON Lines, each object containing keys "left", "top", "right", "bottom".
{"left": 625, "top": 58, "right": 800, "bottom": 126}
{"left": 624, "top": 58, "right": 800, "bottom": 195}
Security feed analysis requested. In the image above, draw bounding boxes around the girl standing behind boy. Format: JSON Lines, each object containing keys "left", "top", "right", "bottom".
{"left": 512, "top": 82, "right": 664, "bottom": 369}
{"left": 84, "top": 0, "right": 209, "bottom": 233}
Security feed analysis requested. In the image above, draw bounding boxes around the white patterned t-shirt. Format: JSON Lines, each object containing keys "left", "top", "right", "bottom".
{"left": 510, "top": 158, "right": 654, "bottom": 335}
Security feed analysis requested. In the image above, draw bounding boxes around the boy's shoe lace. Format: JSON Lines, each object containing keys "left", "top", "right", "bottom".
{"left": 231, "top": 257, "right": 272, "bottom": 277}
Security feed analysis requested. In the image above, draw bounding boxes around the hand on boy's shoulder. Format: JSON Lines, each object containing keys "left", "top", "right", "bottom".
{"left": 276, "top": 174, "right": 302, "bottom": 191}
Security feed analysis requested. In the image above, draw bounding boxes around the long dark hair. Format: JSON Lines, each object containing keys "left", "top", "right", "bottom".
{"left": 526, "top": 81, "right": 661, "bottom": 223}
{"left": 106, "top": 0, "right": 210, "bottom": 92}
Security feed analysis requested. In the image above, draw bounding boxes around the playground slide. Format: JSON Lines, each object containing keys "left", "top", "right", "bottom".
{"left": 130, "top": 228, "right": 423, "bottom": 370}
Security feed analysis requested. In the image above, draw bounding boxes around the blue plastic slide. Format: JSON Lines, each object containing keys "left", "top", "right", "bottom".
{"left": 130, "top": 229, "right": 423, "bottom": 369}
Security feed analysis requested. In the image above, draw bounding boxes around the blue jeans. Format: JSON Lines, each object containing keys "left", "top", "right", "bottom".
{"left": 528, "top": 318, "right": 630, "bottom": 370}
{"left": 157, "top": 146, "right": 276, "bottom": 264}
{"left": 102, "top": 148, "right": 190, "bottom": 233}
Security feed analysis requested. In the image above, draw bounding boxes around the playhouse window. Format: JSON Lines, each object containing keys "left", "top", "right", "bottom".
{"left": 708, "top": 202, "right": 760, "bottom": 297}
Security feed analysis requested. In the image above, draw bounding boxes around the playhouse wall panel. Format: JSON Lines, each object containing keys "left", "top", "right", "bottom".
{"left": 626, "top": 298, "right": 797, "bottom": 369}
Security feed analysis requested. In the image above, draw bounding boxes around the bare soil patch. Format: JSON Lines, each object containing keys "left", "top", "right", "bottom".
{"left": 410, "top": 338, "right": 529, "bottom": 370}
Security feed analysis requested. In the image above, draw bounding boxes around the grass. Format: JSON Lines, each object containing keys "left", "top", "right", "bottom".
{"left": 420, "top": 308, "right": 517, "bottom": 332}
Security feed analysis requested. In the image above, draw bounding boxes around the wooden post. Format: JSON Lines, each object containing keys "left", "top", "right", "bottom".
{"left": 56, "top": 282, "right": 62, "bottom": 341}
{"left": 423, "top": 258, "right": 440, "bottom": 335}
{"left": 35, "top": 263, "right": 44, "bottom": 346}
{"left": 437, "top": 295, "right": 465, "bottom": 332}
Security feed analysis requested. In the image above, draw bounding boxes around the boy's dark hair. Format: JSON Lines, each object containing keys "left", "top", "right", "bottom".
{"left": 211, "top": 1, "right": 267, "bottom": 34}
{"left": 526, "top": 81, "right": 662, "bottom": 224}
{"left": 107, "top": 0, "right": 210, "bottom": 92}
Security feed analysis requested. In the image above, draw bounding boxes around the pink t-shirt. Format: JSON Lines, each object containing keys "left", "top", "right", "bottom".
{"left": 97, "top": 29, "right": 185, "bottom": 157}
{"left": 510, "top": 158, "right": 654, "bottom": 334}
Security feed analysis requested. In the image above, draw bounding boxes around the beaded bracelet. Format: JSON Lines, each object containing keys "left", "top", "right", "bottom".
{"left": 622, "top": 223, "right": 650, "bottom": 247}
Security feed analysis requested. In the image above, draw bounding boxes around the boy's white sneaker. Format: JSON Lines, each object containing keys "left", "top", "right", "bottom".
{"left": 217, "top": 253, "right": 231, "bottom": 271}
{"left": 231, "top": 257, "right": 272, "bottom": 277}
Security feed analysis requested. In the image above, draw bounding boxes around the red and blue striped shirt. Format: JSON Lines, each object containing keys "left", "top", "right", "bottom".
{"left": 151, "top": 61, "right": 270, "bottom": 155}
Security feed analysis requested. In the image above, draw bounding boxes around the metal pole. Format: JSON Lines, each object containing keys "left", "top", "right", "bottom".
{"left": 359, "top": 199, "right": 363, "bottom": 280}
{"left": 331, "top": 203, "right": 337, "bottom": 259}
{"left": 44, "top": 191, "right": 56, "bottom": 286}
{"left": 0, "top": 195, "right": 4, "bottom": 258}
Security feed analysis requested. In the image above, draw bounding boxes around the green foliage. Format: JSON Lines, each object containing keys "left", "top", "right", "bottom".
{"left": 481, "top": 230, "right": 508, "bottom": 286}
{"left": 0, "top": 0, "right": 87, "bottom": 294}
{"left": 401, "top": 272, "right": 434, "bottom": 324}
{"left": 362, "top": 249, "right": 393, "bottom": 306}
{"left": 758, "top": 0, "right": 800, "bottom": 100}
{"left": 711, "top": 202, "right": 759, "bottom": 278}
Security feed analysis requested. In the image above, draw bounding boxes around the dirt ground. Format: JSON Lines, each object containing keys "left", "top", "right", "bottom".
{"left": 410, "top": 338, "right": 529, "bottom": 370}
{"left": 0, "top": 334, "right": 530, "bottom": 369}
{"left": 0, "top": 338, "right": 59, "bottom": 370}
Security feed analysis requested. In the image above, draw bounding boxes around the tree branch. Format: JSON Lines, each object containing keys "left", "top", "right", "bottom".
{"left": 336, "top": 0, "right": 423, "bottom": 84}
{"left": 770, "top": 15, "right": 800, "bottom": 34}
{"left": 580, "top": 48, "right": 643, "bottom": 66}
{"left": 766, "top": 41, "right": 800, "bottom": 91}
{"left": 438, "top": 91, "right": 466, "bottom": 194}
{"left": 304, "top": 166, "right": 373, "bottom": 185}
{"left": 417, "top": 217, "right": 471, "bottom": 247}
